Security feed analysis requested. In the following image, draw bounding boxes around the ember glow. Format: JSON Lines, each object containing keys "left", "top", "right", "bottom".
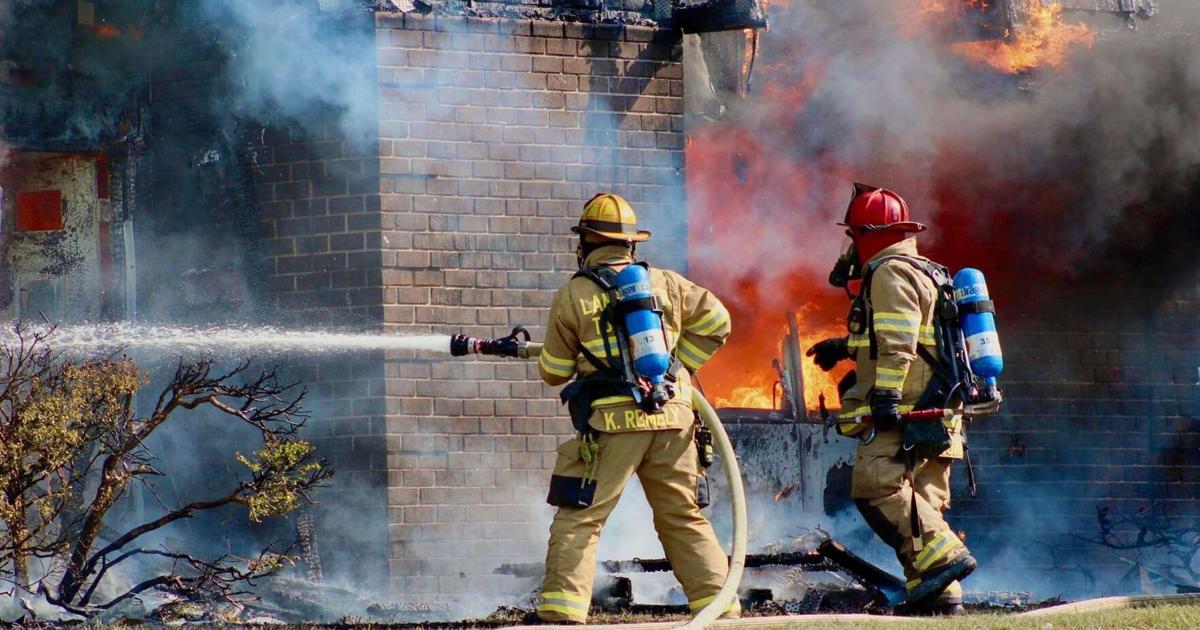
{"left": 953, "top": 2, "right": 1094, "bottom": 73}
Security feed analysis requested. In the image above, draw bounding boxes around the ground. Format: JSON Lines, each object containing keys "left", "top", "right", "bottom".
{"left": 729, "top": 603, "right": 1200, "bottom": 629}
{"left": 255, "top": 602, "right": 1199, "bottom": 629}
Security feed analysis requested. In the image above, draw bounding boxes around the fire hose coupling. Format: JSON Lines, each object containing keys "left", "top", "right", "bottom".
{"left": 449, "top": 326, "right": 534, "bottom": 359}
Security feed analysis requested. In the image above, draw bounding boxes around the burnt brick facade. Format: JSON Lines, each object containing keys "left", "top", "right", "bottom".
{"left": 133, "top": 1, "right": 1200, "bottom": 603}
{"left": 950, "top": 283, "right": 1200, "bottom": 591}
{"left": 239, "top": 12, "right": 685, "bottom": 594}
{"left": 373, "top": 14, "right": 685, "bottom": 595}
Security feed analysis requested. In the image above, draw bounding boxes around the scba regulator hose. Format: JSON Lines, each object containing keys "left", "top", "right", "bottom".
{"left": 519, "top": 342, "right": 747, "bottom": 630}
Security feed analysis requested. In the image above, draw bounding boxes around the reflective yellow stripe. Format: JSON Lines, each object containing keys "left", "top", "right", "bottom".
{"left": 838, "top": 403, "right": 915, "bottom": 420}
{"left": 874, "top": 312, "right": 919, "bottom": 325}
{"left": 676, "top": 340, "right": 710, "bottom": 371}
{"left": 538, "top": 352, "right": 575, "bottom": 377}
{"left": 688, "top": 594, "right": 738, "bottom": 613}
{"left": 693, "top": 312, "right": 730, "bottom": 336}
{"left": 687, "top": 308, "right": 730, "bottom": 336}
{"left": 536, "top": 603, "right": 586, "bottom": 618}
{"left": 539, "top": 362, "right": 573, "bottom": 378}
{"left": 593, "top": 395, "right": 635, "bottom": 406}
{"left": 913, "top": 533, "right": 963, "bottom": 573}
{"left": 874, "top": 323, "right": 919, "bottom": 334}
{"left": 686, "top": 309, "right": 721, "bottom": 333}
{"left": 540, "top": 351, "right": 574, "bottom": 370}
{"left": 848, "top": 334, "right": 869, "bottom": 349}
{"left": 542, "top": 591, "right": 589, "bottom": 605}
{"left": 678, "top": 353, "right": 702, "bottom": 371}
{"left": 678, "top": 337, "right": 713, "bottom": 362}
{"left": 582, "top": 337, "right": 620, "bottom": 358}
{"left": 875, "top": 366, "right": 907, "bottom": 388}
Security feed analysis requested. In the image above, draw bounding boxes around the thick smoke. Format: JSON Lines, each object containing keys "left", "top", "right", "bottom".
{"left": 691, "top": 0, "right": 1200, "bottom": 297}
{"left": 195, "top": 0, "right": 379, "bottom": 145}
{"left": 686, "top": 0, "right": 1200, "bottom": 600}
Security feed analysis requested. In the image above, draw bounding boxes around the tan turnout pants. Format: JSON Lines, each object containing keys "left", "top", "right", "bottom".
{"left": 537, "top": 424, "right": 735, "bottom": 622}
{"left": 851, "top": 428, "right": 968, "bottom": 597}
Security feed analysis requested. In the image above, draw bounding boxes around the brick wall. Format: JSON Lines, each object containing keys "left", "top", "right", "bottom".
{"left": 949, "top": 279, "right": 1200, "bottom": 592}
{"left": 149, "top": 9, "right": 398, "bottom": 583}
{"left": 372, "top": 13, "right": 686, "bottom": 595}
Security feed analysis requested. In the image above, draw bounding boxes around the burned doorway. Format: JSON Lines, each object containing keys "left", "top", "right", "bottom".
{"left": 0, "top": 152, "right": 129, "bottom": 323}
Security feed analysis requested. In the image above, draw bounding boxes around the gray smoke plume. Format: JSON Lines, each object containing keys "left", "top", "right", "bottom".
{"left": 694, "top": 0, "right": 1200, "bottom": 293}
{"left": 683, "top": 0, "right": 1200, "bottom": 601}
{"left": 195, "top": 0, "right": 378, "bottom": 144}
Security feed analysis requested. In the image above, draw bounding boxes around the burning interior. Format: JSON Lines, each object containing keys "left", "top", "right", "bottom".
{"left": 2, "top": 0, "right": 1200, "bottom": 623}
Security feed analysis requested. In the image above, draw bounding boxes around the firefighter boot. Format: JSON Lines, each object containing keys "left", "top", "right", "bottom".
{"left": 900, "top": 580, "right": 963, "bottom": 616}
{"left": 905, "top": 549, "right": 976, "bottom": 609}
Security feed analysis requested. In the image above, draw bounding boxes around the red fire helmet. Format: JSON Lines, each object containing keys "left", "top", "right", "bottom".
{"left": 838, "top": 183, "right": 927, "bottom": 265}
{"left": 838, "top": 183, "right": 927, "bottom": 234}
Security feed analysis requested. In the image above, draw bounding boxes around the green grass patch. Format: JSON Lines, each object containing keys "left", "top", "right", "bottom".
{"left": 755, "top": 602, "right": 1200, "bottom": 630}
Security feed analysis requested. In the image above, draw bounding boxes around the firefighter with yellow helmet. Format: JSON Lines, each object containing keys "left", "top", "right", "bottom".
{"left": 808, "top": 184, "right": 977, "bottom": 615}
{"left": 531, "top": 193, "right": 736, "bottom": 624}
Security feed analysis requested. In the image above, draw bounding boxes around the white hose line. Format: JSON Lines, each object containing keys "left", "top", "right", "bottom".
{"left": 1016, "top": 593, "right": 1200, "bottom": 617}
{"left": 520, "top": 344, "right": 747, "bottom": 630}
{"left": 681, "top": 390, "right": 748, "bottom": 630}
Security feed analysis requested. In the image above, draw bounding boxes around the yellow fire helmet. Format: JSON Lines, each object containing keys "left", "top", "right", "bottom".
{"left": 572, "top": 193, "right": 652, "bottom": 242}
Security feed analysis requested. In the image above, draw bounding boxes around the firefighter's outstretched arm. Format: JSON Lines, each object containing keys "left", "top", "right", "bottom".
{"left": 676, "top": 276, "right": 732, "bottom": 372}
{"left": 869, "top": 263, "right": 923, "bottom": 428}
{"left": 538, "top": 286, "right": 580, "bottom": 386}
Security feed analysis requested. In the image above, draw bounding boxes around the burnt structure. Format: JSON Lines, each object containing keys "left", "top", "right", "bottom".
{"left": 1, "top": 0, "right": 1199, "bottom": 612}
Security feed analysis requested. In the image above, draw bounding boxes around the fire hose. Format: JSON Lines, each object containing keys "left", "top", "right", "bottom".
{"left": 451, "top": 330, "right": 747, "bottom": 630}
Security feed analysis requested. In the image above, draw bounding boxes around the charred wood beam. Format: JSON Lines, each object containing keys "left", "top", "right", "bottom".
{"left": 817, "top": 539, "right": 906, "bottom": 608}
{"left": 672, "top": 0, "right": 767, "bottom": 34}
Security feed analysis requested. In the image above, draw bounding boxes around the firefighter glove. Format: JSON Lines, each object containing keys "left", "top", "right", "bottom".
{"left": 870, "top": 388, "right": 903, "bottom": 431}
{"left": 807, "top": 336, "right": 851, "bottom": 371}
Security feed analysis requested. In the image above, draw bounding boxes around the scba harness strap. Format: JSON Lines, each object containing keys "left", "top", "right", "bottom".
{"left": 861, "top": 254, "right": 959, "bottom": 402}
{"left": 574, "top": 263, "right": 684, "bottom": 388}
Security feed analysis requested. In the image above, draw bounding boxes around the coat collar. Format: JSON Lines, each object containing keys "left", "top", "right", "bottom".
{"left": 583, "top": 244, "right": 635, "bottom": 268}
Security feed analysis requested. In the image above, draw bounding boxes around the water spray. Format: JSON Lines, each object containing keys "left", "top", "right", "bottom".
{"left": 452, "top": 328, "right": 747, "bottom": 630}
{"left": 5, "top": 323, "right": 451, "bottom": 357}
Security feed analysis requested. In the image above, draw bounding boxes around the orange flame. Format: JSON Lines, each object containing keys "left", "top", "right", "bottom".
{"left": 952, "top": 2, "right": 1094, "bottom": 74}
{"left": 686, "top": 124, "right": 853, "bottom": 412}
{"left": 685, "top": 0, "right": 1094, "bottom": 412}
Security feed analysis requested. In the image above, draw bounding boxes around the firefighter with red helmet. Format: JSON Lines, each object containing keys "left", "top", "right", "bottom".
{"left": 808, "top": 184, "right": 976, "bottom": 615}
